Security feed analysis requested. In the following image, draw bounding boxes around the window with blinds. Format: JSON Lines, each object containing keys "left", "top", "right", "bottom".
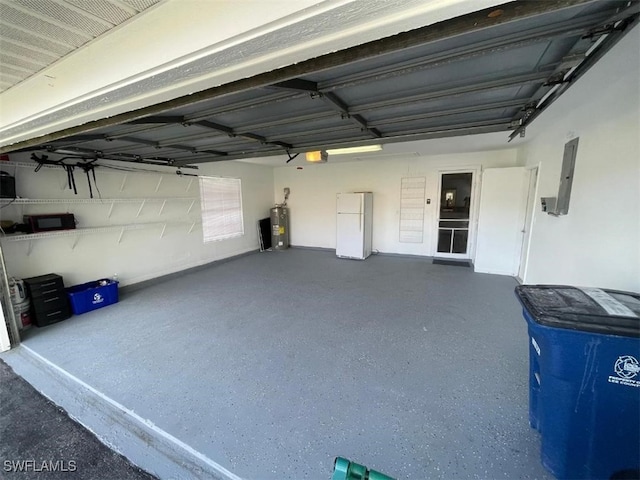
{"left": 199, "top": 176, "right": 244, "bottom": 242}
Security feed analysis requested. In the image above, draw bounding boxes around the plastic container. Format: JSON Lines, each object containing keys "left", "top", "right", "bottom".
{"left": 12, "top": 298, "right": 32, "bottom": 329}
{"left": 515, "top": 285, "right": 640, "bottom": 480}
{"left": 67, "top": 279, "right": 119, "bottom": 315}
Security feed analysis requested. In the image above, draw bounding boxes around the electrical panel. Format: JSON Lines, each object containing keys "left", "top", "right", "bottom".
{"left": 556, "top": 138, "right": 579, "bottom": 215}
{"left": 542, "top": 137, "right": 579, "bottom": 216}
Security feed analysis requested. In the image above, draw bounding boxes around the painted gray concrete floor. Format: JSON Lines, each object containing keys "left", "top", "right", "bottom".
{"left": 5, "top": 250, "right": 551, "bottom": 479}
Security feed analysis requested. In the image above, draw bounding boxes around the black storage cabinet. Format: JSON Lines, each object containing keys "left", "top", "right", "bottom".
{"left": 23, "top": 273, "right": 71, "bottom": 326}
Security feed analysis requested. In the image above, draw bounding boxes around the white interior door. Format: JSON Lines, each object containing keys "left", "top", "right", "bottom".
{"left": 474, "top": 167, "right": 528, "bottom": 275}
{"left": 518, "top": 167, "right": 538, "bottom": 282}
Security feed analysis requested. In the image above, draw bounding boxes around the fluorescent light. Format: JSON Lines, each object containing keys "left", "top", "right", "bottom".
{"left": 305, "top": 151, "right": 328, "bottom": 163}
{"left": 326, "top": 145, "right": 382, "bottom": 155}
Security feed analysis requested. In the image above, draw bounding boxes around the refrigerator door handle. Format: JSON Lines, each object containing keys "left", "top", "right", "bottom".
{"left": 360, "top": 212, "right": 363, "bottom": 232}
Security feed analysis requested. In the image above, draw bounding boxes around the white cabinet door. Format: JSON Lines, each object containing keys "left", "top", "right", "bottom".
{"left": 474, "top": 167, "right": 528, "bottom": 275}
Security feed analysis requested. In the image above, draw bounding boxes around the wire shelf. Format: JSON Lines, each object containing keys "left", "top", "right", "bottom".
{"left": 1, "top": 221, "right": 202, "bottom": 242}
{"left": 0, "top": 197, "right": 198, "bottom": 204}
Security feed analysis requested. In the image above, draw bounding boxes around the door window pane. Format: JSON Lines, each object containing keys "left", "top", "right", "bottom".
{"left": 437, "top": 229, "right": 452, "bottom": 253}
{"left": 452, "top": 230, "right": 468, "bottom": 254}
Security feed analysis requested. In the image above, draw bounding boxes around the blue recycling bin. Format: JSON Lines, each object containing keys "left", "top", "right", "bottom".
{"left": 515, "top": 285, "right": 640, "bottom": 480}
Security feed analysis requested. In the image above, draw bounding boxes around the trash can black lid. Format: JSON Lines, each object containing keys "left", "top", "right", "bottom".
{"left": 515, "top": 285, "right": 640, "bottom": 337}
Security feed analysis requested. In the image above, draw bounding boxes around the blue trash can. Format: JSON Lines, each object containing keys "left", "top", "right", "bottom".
{"left": 515, "top": 285, "right": 640, "bottom": 480}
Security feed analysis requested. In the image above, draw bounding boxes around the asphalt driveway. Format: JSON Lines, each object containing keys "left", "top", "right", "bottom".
{"left": 0, "top": 359, "right": 155, "bottom": 480}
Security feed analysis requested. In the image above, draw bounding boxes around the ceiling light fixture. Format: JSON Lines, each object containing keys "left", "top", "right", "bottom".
{"left": 326, "top": 145, "right": 383, "bottom": 155}
{"left": 305, "top": 151, "right": 328, "bottom": 163}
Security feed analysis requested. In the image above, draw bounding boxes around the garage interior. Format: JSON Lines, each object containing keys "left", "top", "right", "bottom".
{"left": 0, "top": 1, "right": 638, "bottom": 479}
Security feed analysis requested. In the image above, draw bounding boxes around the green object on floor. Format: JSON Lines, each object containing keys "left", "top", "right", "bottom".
{"left": 332, "top": 457, "right": 396, "bottom": 480}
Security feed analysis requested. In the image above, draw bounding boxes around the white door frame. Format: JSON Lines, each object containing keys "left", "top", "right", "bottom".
{"left": 517, "top": 165, "right": 540, "bottom": 283}
{"left": 433, "top": 166, "right": 481, "bottom": 260}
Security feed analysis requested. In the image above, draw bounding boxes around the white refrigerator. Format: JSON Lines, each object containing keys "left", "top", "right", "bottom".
{"left": 336, "top": 192, "right": 373, "bottom": 260}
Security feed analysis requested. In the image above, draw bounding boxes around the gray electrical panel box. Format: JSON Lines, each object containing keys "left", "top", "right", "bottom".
{"left": 556, "top": 138, "right": 579, "bottom": 215}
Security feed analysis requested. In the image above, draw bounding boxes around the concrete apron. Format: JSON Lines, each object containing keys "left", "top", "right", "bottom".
{"left": 2, "top": 345, "right": 241, "bottom": 480}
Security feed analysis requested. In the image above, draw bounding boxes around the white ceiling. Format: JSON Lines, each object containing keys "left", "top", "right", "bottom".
{"left": 0, "top": 0, "right": 161, "bottom": 93}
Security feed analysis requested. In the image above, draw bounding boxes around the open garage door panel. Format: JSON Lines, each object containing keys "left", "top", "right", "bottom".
{"left": 2, "top": 0, "right": 638, "bottom": 168}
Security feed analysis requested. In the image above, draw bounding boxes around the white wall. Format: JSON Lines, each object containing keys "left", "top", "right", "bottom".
{"left": 518, "top": 25, "right": 640, "bottom": 291}
{"left": 1, "top": 156, "right": 273, "bottom": 287}
{"left": 273, "top": 149, "right": 518, "bottom": 256}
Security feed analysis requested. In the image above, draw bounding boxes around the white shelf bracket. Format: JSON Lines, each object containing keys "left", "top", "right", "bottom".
{"left": 108, "top": 202, "right": 115, "bottom": 218}
{"left": 187, "top": 199, "right": 196, "bottom": 214}
{"left": 158, "top": 200, "right": 167, "bottom": 215}
{"left": 117, "top": 228, "right": 125, "bottom": 244}
{"left": 120, "top": 174, "right": 128, "bottom": 192}
{"left": 186, "top": 178, "right": 194, "bottom": 192}
{"left": 160, "top": 223, "right": 167, "bottom": 239}
{"left": 188, "top": 221, "right": 196, "bottom": 234}
{"left": 136, "top": 199, "right": 146, "bottom": 218}
{"left": 71, "top": 235, "right": 80, "bottom": 250}
{"left": 26, "top": 240, "right": 34, "bottom": 256}
{"left": 155, "top": 176, "right": 163, "bottom": 192}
